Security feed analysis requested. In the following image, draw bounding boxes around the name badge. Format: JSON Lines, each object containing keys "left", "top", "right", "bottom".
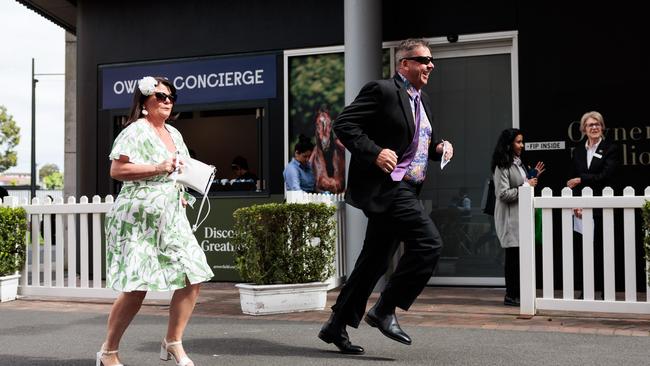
{"left": 593, "top": 152, "right": 603, "bottom": 159}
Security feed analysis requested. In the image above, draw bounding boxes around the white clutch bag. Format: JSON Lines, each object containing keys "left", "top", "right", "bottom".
{"left": 171, "top": 154, "right": 216, "bottom": 232}
{"left": 175, "top": 156, "right": 216, "bottom": 195}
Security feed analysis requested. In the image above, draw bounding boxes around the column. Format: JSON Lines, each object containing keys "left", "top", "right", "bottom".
{"left": 343, "top": 0, "right": 382, "bottom": 276}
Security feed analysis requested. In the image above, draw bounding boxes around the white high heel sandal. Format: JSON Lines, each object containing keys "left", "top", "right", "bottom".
{"left": 160, "top": 338, "right": 193, "bottom": 366}
{"left": 95, "top": 346, "right": 123, "bottom": 366}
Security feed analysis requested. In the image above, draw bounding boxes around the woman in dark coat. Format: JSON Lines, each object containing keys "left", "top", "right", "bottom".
{"left": 567, "top": 111, "right": 619, "bottom": 299}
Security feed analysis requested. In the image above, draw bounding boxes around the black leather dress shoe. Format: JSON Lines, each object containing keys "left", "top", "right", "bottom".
{"left": 504, "top": 295, "right": 520, "bottom": 306}
{"left": 364, "top": 307, "right": 412, "bottom": 345}
{"left": 318, "top": 318, "right": 365, "bottom": 355}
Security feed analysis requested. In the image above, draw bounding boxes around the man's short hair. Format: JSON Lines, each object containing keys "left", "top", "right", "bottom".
{"left": 395, "top": 38, "right": 431, "bottom": 69}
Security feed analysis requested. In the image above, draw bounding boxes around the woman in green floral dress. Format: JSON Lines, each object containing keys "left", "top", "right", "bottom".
{"left": 97, "top": 76, "right": 213, "bottom": 366}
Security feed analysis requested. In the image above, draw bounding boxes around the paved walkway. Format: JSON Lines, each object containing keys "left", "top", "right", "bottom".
{"left": 4, "top": 283, "right": 650, "bottom": 337}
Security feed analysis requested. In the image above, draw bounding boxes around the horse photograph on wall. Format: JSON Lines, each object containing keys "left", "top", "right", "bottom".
{"left": 287, "top": 50, "right": 391, "bottom": 194}
{"left": 311, "top": 108, "right": 345, "bottom": 193}
{"left": 288, "top": 53, "right": 346, "bottom": 194}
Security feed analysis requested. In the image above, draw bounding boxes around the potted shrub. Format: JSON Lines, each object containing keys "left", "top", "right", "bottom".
{"left": 232, "top": 202, "right": 336, "bottom": 315}
{"left": 0, "top": 206, "right": 28, "bottom": 302}
{"left": 642, "top": 201, "right": 650, "bottom": 284}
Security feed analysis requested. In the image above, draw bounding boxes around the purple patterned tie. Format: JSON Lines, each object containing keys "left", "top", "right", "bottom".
{"left": 391, "top": 94, "right": 421, "bottom": 181}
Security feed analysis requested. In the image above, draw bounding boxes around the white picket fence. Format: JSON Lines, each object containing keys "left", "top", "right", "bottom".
{"left": 1, "top": 195, "right": 169, "bottom": 300}
{"left": 1, "top": 192, "right": 347, "bottom": 299}
{"left": 285, "top": 191, "right": 347, "bottom": 289}
{"left": 519, "top": 186, "right": 650, "bottom": 315}
{"left": 3, "top": 189, "right": 63, "bottom": 202}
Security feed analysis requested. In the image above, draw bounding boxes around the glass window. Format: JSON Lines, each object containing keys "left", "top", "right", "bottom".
{"left": 173, "top": 108, "right": 264, "bottom": 195}
{"left": 112, "top": 107, "right": 266, "bottom": 196}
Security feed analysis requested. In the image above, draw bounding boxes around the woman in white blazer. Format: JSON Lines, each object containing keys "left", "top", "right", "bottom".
{"left": 491, "top": 128, "right": 544, "bottom": 306}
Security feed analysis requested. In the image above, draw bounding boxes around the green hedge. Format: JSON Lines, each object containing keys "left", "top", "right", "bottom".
{"left": 233, "top": 203, "right": 336, "bottom": 285}
{"left": 642, "top": 201, "right": 650, "bottom": 284}
{"left": 0, "top": 206, "right": 28, "bottom": 276}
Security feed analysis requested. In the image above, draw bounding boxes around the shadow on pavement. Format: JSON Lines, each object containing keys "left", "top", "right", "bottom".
{"left": 137, "top": 337, "right": 396, "bottom": 361}
{"left": 2, "top": 356, "right": 89, "bottom": 366}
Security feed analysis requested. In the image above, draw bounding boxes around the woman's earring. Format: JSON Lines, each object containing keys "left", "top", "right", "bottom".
{"left": 142, "top": 107, "right": 148, "bottom": 116}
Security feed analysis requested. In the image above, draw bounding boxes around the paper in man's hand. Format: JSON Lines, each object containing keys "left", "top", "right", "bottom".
{"left": 440, "top": 140, "right": 451, "bottom": 170}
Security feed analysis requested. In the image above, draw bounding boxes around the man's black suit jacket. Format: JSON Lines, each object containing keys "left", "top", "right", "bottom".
{"left": 569, "top": 138, "right": 619, "bottom": 196}
{"left": 333, "top": 74, "right": 442, "bottom": 214}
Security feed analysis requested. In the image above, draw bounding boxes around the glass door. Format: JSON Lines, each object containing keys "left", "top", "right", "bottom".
{"left": 420, "top": 34, "right": 517, "bottom": 286}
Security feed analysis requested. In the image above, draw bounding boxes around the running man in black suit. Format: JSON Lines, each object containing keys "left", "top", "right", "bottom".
{"left": 318, "top": 38, "right": 454, "bottom": 354}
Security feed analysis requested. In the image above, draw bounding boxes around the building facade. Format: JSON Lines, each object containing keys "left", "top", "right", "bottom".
{"left": 19, "top": 0, "right": 650, "bottom": 287}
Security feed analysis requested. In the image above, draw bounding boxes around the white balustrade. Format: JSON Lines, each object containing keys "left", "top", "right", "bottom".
{"left": 0, "top": 195, "right": 169, "bottom": 300}
{"left": 519, "top": 185, "right": 650, "bottom": 316}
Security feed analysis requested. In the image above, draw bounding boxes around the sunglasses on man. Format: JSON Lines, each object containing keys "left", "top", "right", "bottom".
{"left": 400, "top": 56, "right": 434, "bottom": 65}
{"left": 154, "top": 91, "right": 178, "bottom": 103}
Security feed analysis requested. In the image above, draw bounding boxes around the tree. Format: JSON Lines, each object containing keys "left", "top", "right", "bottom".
{"left": 42, "top": 171, "right": 63, "bottom": 190}
{"left": 0, "top": 106, "right": 21, "bottom": 173}
{"left": 39, "top": 163, "right": 60, "bottom": 182}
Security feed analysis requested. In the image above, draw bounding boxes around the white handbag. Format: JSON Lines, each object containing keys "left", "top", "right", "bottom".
{"left": 171, "top": 153, "right": 216, "bottom": 232}
{"left": 175, "top": 156, "right": 216, "bottom": 195}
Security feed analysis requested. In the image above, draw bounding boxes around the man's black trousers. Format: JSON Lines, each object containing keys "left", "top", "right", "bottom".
{"left": 332, "top": 181, "right": 443, "bottom": 327}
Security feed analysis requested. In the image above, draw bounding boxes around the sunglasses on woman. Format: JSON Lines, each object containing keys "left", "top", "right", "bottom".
{"left": 154, "top": 91, "right": 178, "bottom": 103}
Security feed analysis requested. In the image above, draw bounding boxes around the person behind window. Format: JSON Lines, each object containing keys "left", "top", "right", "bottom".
{"left": 283, "top": 134, "right": 316, "bottom": 192}
{"left": 567, "top": 111, "right": 619, "bottom": 299}
{"left": 231, "top": 155, "right": 258, "bottom": 182}
{"left": 451, "top": 187, "right": 472, "bottom": 220}
{"left": 99, "top": 76, "right": 213, "bottom": 366}
{"left": 230, "top": 155, "right": 258, "bottom": 190}
{"left": 491, "top": 128, "right": 545, "bottom": 307}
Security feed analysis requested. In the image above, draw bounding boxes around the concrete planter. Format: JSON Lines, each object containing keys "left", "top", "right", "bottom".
{"left": 235, "top": 282, "right": 328, "bottom": 315}
{"left": 0, "top": 274, "right": 20, "bottom": 302}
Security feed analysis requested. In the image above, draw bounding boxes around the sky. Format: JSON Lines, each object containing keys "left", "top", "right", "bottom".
{"left": 0, "top": 0, "right": 65, "bottom": 174}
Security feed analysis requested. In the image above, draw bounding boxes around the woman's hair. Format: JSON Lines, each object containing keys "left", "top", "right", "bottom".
{"left": 490, "top": 128, "right": 522, "bottom": 172}
{"left": 294, "top": 134, "right": 314, "bottom": 154}
{"left": 579, "top": 110, "right": 605, "bottom": 134}
{"left": 124, "top": 76, "right": 177, "bottom": 127}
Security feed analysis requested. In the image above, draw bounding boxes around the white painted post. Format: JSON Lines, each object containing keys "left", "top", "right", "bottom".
{"left": 622, "top": 187, "right": 637, "bottom": 302}
{"left": 519, "top": 185, "right": 535, "bottom": 315}
{"left": 582, "top": 187, "right": 595, "bottom": 301}
{"left": 31, "top": 197, "right": 41, "bottom": 287}
{"left": 602, "top": 187, "right": 616, "bottom": 301}
{"left": 561, "top": 188, "right": 574, "bottom": 299}
{"left": 79, "top": 196, "right": 89, "bottom": 288}
{"left": 1, "top": 196, "right": 27, "bottom": 291}
{"left": 43, "top": 199, "right": 52, "bottom": 287}
{"left": 92, "top": 195, "right": 103, "bottom": 288}
{"left": 541, "top": 188, "right": 554, "bottom": 299}
{"left": 55, "top": 200, "right": 65, "bottom": 287}
{"left": 66, "top": 196, "right": 77, "bottom": 288}
{"left": 12, "top": 196, "right": 30, "bottom": 289}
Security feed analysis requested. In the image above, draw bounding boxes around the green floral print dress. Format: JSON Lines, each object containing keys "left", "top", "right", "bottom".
{"left": 105, "top": 119, "right": 214, "bottom": 292}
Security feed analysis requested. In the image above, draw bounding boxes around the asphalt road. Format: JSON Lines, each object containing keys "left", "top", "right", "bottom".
{"left": 1, "top": 308, "right": 648, "bottom": 366}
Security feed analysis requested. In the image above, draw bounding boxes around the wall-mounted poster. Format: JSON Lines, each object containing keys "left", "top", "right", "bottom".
{"left": 288, "top": 53, "right": 346, "bottom": 193}
{"left": 287, "top": 50, "right": 391, "bottom": 194}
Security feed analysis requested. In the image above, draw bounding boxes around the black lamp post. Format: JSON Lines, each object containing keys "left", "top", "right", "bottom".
{"left": 30, "top": 58, "right": 37, "bottom": 200}
{"left": 30, "top": 58, "right": 64, "bottom": 201}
